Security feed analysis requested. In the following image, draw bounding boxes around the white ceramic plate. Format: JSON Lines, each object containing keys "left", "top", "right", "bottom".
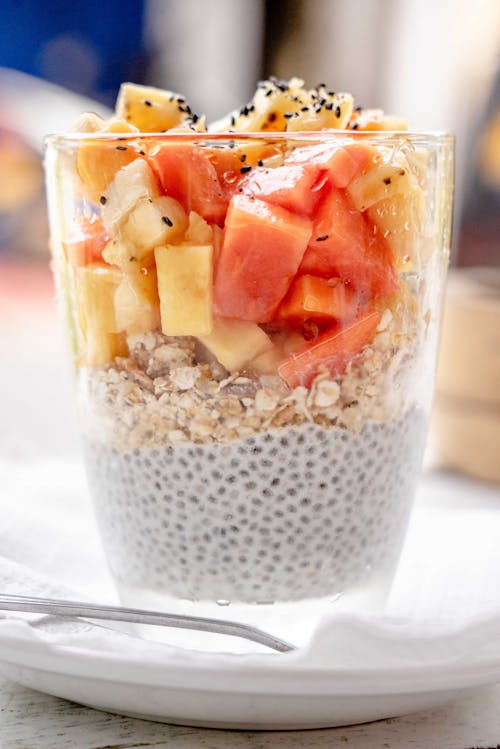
{"left": 1, "top": 621, "right": 500, "bottom": 729}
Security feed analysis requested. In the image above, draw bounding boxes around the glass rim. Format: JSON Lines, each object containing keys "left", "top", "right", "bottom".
{"left": 44, "top": 129, "right": 455, "bottom": 149}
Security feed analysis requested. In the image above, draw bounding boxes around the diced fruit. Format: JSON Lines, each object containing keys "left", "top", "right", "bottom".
{"left": 148, "top": 142, "right": 227, "bottom": 225}
{"left": 286, "top": 141, "right": 381, "bottom": 189}
{"left": 76, "top": 118, "right": 139, "bottom": 203}
{"left": 102, "top": 237, "right": 136, "bottom": 269}
{"left": 367, "top": 188, "right": 432, "bottom": 268}
{"left": 101, "top": 159, "right": 159, "bottom": 235}
{"left": 116, "top": 83, "right": 201, "bottom": 132}
{"left": 114, "top": 265, "right": 160, "bottom": 335}
{"left": 121, "top": 195, "right": 188, "bottom": 259}
{"left": 213, "top": 194, "right": 312, "bottom": 322}
{"left": 278, "top": 309, "right": 381, "bottom": 388}
{"left": 223, "top": 78, "right": 354, "bottom": 132}
{"left": 348, "top": 108, "right": 408, "bottom": 131}
{"left": 241, "top": 163, "right": 325, "bottom": 216}
{"left": 63, "top": 215, "right": 108, "bottom": 267}
{"left": 347, "top": 162, "right": 413, "bottom": 212}
{"left": 198, "top": 318, "right": 273, "bottom": 372}
{"left": 185, "top": 211, "right": 213, "bottom": 244}
{"left": 75, "top": 263, "right": 127, "bottom": 367}
{"left": 249, "top": 346, "right": 284, "bottom": 375}
{"left": 155, "top": 243, "right": 213, "bottom": 336}
{"left": 299, "top": 187, "right": 398, "bottom": 300}
{"left": 286, "top": 93, "right": 353, "bottom": 131}
{"left": 277, "top": 275, "right": 359, "bottom": 325}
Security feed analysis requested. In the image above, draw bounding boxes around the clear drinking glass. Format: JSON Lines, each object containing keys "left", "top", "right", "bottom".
{"left": 45, "top": 130, "right": 454, "bottom": 621}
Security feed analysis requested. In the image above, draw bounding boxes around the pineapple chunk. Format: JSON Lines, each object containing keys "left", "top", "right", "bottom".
{"left": 367, "top": 188, "right": 432, "bottom": 269}
{"left": 347, "top": 162, "right": 414, "bottom": 212}
{"left": 250, "top": 346, "right": 282, "bottom": 375}
{"left": 220, "top": 78, "right": 353, "bottom": 132}
{"left": 199, "top": 318, "right": 273, "bottom": 372}
{"left": 75, "top": 263, "right": 127, "bottom": 367}
{"left": 155, "top": 243, "right": 213, "bottom": 336}
{"left": 76, "top": 117, "right": 139, "bottom": 203}
{"left": 102, "top": 236, "right": 137, "bottom": 269}
{"left": 121, "top": 196, "right": 188, "bottom": 259}
{"left": 185, "top": 211, "right": 213, "bottom": 244}
{"left": 116, "top": 82, "right": 200, "bottom": 132}
{"left": 101, "top": 159, "right": 159, "bottom": 235}
{"left": 114, "top": 265, "right": 160, "bottom": 335}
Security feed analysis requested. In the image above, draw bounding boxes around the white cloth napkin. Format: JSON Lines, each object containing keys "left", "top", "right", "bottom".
{"left": 1, "top": 455, "right": 500, "bottom": 669}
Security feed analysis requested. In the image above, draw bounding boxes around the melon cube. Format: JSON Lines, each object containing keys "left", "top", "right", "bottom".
{"left": 121, "top": 196, "right": 188, "bottom": 259}
{"left": 155, "top": 243, "right": 213, "bottom": 336}
{"left": 347, "top": 163, "right": 414, "bottom": 212}
{"left": 367, "top": 187, "right": 432, "bottom": 268}
{"left": 114, "top": 266, "right": 160, "bottom": 335}
{"left": 198, "top": 318, "right": 273, "bottom": 372}
{"left": 101, "top": 159, "right": 159, "bottom": 235}
{"left": 116, "top": 83, "right": 199, "bottom": 132}
{"left": 75, "top": 263, "right": 127, "bottom": 367}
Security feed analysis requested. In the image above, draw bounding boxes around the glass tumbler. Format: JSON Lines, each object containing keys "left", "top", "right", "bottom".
{"left": 45, "top": 131, "right": 454, "bottom": 616}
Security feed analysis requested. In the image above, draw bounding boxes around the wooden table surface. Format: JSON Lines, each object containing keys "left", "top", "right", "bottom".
{"left": 2, "top": 676, "right": 500, "bottom": 749}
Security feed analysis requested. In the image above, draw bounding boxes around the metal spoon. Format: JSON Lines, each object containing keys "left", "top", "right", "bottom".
{"left": 0, "top": 593, "right": 295, "bottom": 653}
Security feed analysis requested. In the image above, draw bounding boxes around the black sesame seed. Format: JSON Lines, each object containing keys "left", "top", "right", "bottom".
{"left": 177, "top": 96, "right": 186, "bottom": 103}
{"left": 284, "top": 112, "right": 294, "bottom": 119}
{"left": 99, "top": 195, "right": 107, "bottom": 205}
{"left": 143, "top": 99, "right": 153, "bottom": 107}
{"left": 301, "top": 106, "right": 309, "bottom": 112}
{"left": 383, "top": 177, "right": 392, "bottom": 185}
{"left": 354, "top": 106, "right": 363, "bottom": 112}
{"left": 335, "top": 105, "right": 341, "bottom": 117}
{"left": 265, "top": 89, "right": 273, "bottom": 97}
{"left": 230, "top": 116, "right": 236, "bottom": 126}
{"left": 240, "top": 154, "right": 247, "bottom": 162}
{"left": 351, "top": 123, "right": 359, "bottom": 130}
{"left": 316, "top": 235, "right": 329, "bottom": 242}
{"left": 317, "top": 82, "right": 326, "bottom": 88}
{"left": 138, "top": 149, "right": 145, "bottom": 155}
{"left": 115, "top": 145, "right": 127, "bottom": 151}
{"left": 191, "top": 113, "right": 199, "bottom": 123}
{"left": 240, "top": 165, "right": 252, "bottom": 174}
{"left": 162, "top": 216, "right": 173, "bottom": 226}
{"left": 325, "top": 102, "right": 333, "bottom": 111}
{"left": 268, "top": 112, "right": 277, "bottom": 122}
{"left": 257, "top": 159, "right": 264, "bottom": 167}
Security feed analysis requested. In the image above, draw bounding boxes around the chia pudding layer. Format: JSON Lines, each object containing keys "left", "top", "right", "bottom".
{"left": 84, "top": 408, "right": 426, "bottom": 602}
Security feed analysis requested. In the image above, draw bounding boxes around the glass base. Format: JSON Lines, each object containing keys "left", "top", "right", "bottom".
{"left": 116, "top": 571, "right": 395, "bottom": 654}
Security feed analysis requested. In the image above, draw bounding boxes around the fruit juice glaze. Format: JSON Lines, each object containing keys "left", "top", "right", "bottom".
{"left": 45, "top": 79, "right": 454, "bottom": 606}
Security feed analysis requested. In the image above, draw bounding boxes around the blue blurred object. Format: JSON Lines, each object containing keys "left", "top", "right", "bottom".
{"left": 1, "top": 0, "right": 148, "bottom": 107}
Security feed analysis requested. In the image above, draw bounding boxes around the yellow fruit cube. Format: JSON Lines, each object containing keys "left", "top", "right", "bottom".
{"left": 199, "top": 318, "right": 273, "bottom": 372}
{"left": 121, "top": 196, "right": 188, "bottom": 258}
{"left": 102, "top": 159, "right": 159, "bottom": 235}
{"left": 367, "top": 188, "right": 432, "bottom": 269}
{"left": 114, "top": 266, "right": 160, "bottom": 335}
{"left": 347, "top": 163, "right": 414, "bottom": 212}
{"left": 155, "top": 243, "right": 213, "bottom": 336}
{"left": 116, "top": 83, "right": 195, "bottom": 132}
{"left": 75, "top": 263, "right": 127, "bottom": 367}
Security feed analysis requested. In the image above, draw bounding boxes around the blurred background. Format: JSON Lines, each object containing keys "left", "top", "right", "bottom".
{"left": 0, "top": 0, "right": 499, "bottom": 480}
